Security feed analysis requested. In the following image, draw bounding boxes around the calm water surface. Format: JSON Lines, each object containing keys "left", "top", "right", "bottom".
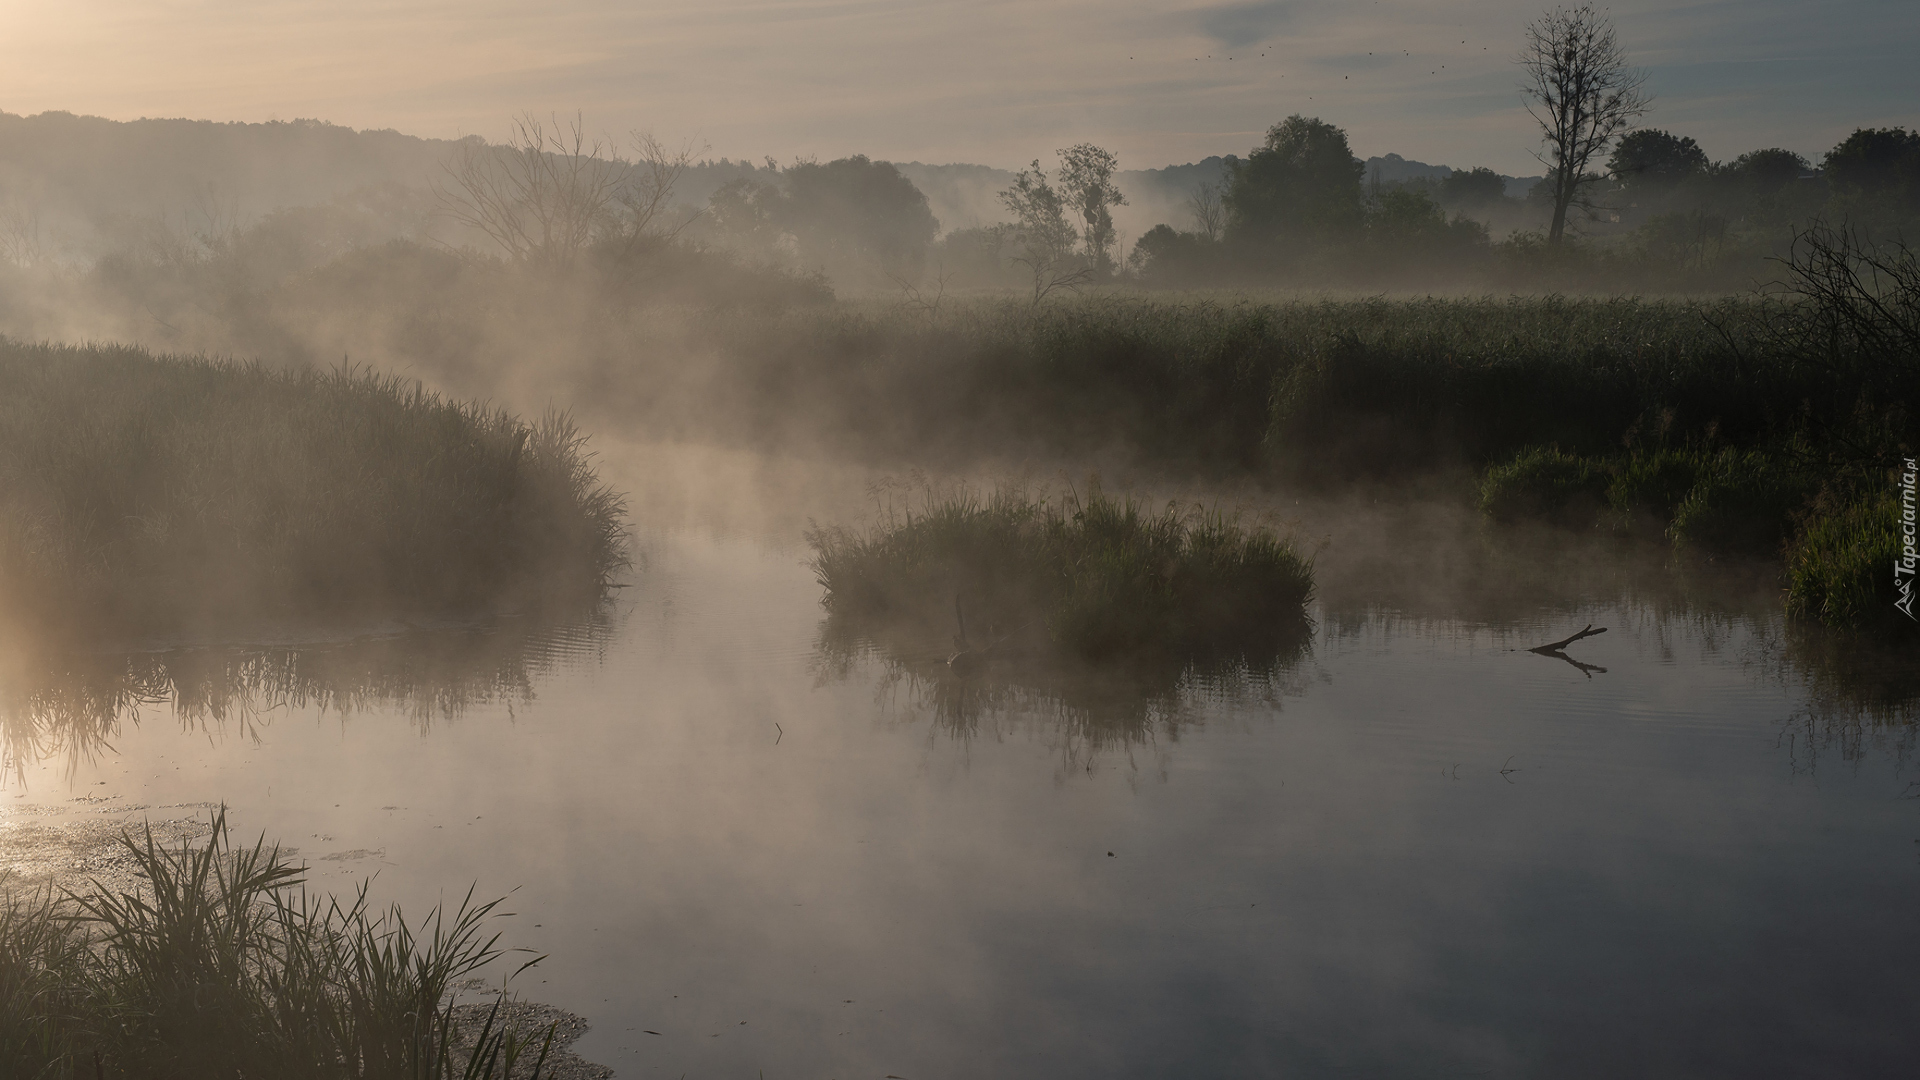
{"left": 5, "top": 452, "right": 1917, "bottom": 1079}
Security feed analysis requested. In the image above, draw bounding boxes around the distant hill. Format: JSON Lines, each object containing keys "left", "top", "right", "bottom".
{"left": 0, "top": 110, "right": 1539, "bottom": 260}
{"left": 0, "top": 112, "right": 454, "bottom": 227}
{"left": 1364, "top": 153, "right": 1541, "bottom": 199}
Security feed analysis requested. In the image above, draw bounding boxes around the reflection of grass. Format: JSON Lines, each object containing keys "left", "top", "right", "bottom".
{"left": 1, "top": 614, "right": 612, "bottom": 785}
{"left": 0, "top": 340, "right": 627, "bottom": 636}
{"left": 1, "top": 810, "right": 557, "bottom": 1078}
{"left": 807, "top": 487, "right": 1313, "bottom": 662}
{"left": 1773, "top": 625, "right": 1920, "bottom": 769}
{"left": 813, "top": 591, "right": 1311, "bottom": 760}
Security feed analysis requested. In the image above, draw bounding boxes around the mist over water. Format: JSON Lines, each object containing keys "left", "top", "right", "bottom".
{"left": 5, "top": 441, "right": 1915, "bottom": 1078}
{"left": 1, "top": 38, "right": 1917, "bottom": 1071}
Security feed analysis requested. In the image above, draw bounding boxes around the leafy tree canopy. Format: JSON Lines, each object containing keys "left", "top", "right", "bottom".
{"left": 779, "top": 155, "right": 939, "bottom": 265}
{"left": 1608, "top": 129, "right": 1709, "bottom": 186}
{"left": 1438, "top": 167, "right": 1508, "bottom": 209}
{"left": 1224, "top": 115, "right": 1365, "bottom": 246}
{"left": 1824, "top": 127, "right": 1920, "bottom": 205}
{"left": 1727, "top": 148, "right": 1810, "bottom": 191}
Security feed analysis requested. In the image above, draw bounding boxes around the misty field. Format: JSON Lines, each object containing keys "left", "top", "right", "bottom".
{"left": 0, "top": 340, "right": 626, "bottom": 637}
{"left": 25, "top": 220, "right": 1912, "bottom": 630}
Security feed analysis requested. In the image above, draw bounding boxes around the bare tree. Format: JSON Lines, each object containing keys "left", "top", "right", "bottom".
{"left": 999, "top": 161, "right": 1092, "bottom": 305}
{"left": 188, "top": 181, "right": 243, "bottom": 256}
{"left": 1187, "top": 180, "right": 1225, "bottom": 242}
{"left": 0, "top": 207, "right": 44, "bottom": 268}
{"left": 437, "top": 112, "right": 625, "bottom": 269}
{"left": 1518, "top": 5, "right": 1649, "bottom": 245}
{"left": 608, "top": 131, "right": 706, "bottom": 256}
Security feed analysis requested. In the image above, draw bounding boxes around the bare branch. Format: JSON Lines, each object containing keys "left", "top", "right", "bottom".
{"left": 434, "top": 111, "right": 626, "bottom": 269}
{"left": 1529, "top": 624, "right": 1607, "bottom": 652}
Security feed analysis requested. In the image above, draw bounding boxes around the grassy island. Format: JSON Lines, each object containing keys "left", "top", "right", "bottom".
{"left": 0, "top": 340, "right": 626, "bottom": 636}
{"left": 807, "top": 488, "right": 1314, "bottom": 662}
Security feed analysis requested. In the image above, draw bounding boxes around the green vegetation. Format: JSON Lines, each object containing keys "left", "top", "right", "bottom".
{"left": 0, "top": 340, "right": 626, "bottom": 636}
{"left": 806, "top": 488, "right": 1313, "bottom": 661}
{"left": 0, "top": 812, "right": 556, "bottom": 1079}
{"left": 1478, "top": 444, "right": 1823, "bottom": 550}
{"left": 1785, "top": 493, "right": 1906, "bottom": 629}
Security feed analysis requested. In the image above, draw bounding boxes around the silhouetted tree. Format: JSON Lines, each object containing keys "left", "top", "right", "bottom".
{"left": 1728, "top": 148, "right": 1810, "bottom": 192}
{"left": 1824, "top": 128, "right": 1920, "bottom": 212}
{"left": 1608, "top": 129, "right": 1708, "bottom": 188}
{"left": 436, "top": 113, "right": 624, "bottom": 269}
{"left": 778, "top": 155, "right": 939, "bottom": 274}
{"left": 1224, "top": 116, "right": 1364, "bottom": 250}
{"left": 1437, "top": 167, "right": 1508, "bottom": 210}
{"left": 1187, "top": 180, "right": 1226, "bottom": 241}
{"left": 607, "top": 131, "right": 706, "bottom": 256}
{"left": 706, "top": 175, "right": 786, "bottom": 255}
{"left": 437, "top": 114, "right": 700, "bottom": 269}
{"left": 1518, "top": 5, "right": 1649, "bottom": 245}
{"left": 1055, "top": 144, "right": 1127, "bottom": 272}
{"left": 998, "top": 161, "right": 1090, "bottom": 303}
{"left": 1366, "top": 187, "right": 1490, "bottom": 259}
{"left": 1128, "top": 224, "right": 1221, "bottom": 283}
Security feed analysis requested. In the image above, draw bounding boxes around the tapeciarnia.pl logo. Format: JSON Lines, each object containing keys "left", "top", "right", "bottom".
{"left": 1898, "top": 457, "right": 1918, "bottom": 621}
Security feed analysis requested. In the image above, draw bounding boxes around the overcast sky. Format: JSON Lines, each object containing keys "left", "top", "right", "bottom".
{"left": 3, "top": 0, "right": 1913, "bottom": 175}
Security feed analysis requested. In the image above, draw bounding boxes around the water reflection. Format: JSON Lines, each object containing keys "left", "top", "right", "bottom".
{"left": 814, "top": 612, "right": 1315, "bottom": 768}
{"left": 1768, "top": 626, "right": 1920, "bottom": 771}
{"left": 1, "top": 612, "right": 617, "bottom": 785}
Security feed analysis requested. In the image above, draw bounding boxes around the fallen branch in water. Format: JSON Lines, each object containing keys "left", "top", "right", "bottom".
{"left": 1530, "top": 624, "right": 1607, "bottom": 653}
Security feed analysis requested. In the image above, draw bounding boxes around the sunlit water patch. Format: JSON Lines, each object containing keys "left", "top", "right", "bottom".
{"left": 4, "top": 527, "right": 1916, "bottom": 1079}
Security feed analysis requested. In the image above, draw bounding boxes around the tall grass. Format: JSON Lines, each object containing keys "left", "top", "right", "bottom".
{"left": 1468, "top": 230, "right": 1918, "bottom": 628}
{"left": 807, "top": 487, "right": 1313, "bottom": 661}
{"left": 0, "top": 340, "right": 627, "bottom": 636}
{"left": 0, "top": 811, "right": 557, "bottom": 1079}
{"left": 1785, "top": 492, "right": 1908, "bottom": 630}
{"left": 685, "top": 293, "right": 1789, "bottom": 475}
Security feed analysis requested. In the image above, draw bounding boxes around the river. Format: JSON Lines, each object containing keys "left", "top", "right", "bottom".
{"left": 4, "top": 442, "right": 1915, "bottom": 1078}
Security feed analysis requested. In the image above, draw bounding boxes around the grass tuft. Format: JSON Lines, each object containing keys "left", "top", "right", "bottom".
{"left": 1785, "top": 492, "right": 1913, "bottom": 631}
{"left": 807, "top": 486, "right": 1313, "bottom": 661}
{"left": 0, "top": 809, "right": 558, "bottom": 1078}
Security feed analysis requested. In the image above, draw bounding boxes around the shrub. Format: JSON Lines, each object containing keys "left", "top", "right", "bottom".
{"left": 1667, "top": 450, "right": 1817, "bottom": 552}
{"left": 1606, "top": 447, "right": 1710, "bottom": 526}
{"left": 1478, "top": 447, "right": 1610, "bottom": 524}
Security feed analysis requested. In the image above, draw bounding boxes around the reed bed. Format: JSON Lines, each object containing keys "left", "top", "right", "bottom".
{"left": 0, "top": 810, "right": 555, "bottom": 1079}
{"left": 0, "top": 340, "right": 627, "bottom": 636}
{"left": 807, "top": 488, "right": 1313, "bottom": 661}
{"left": 695, "top": 293, "right": 1787, "bottom": 474}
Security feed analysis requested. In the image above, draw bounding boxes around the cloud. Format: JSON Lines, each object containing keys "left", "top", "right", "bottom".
{"left": 1195, "top": 2, "right": 1303, "bottom": 49}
